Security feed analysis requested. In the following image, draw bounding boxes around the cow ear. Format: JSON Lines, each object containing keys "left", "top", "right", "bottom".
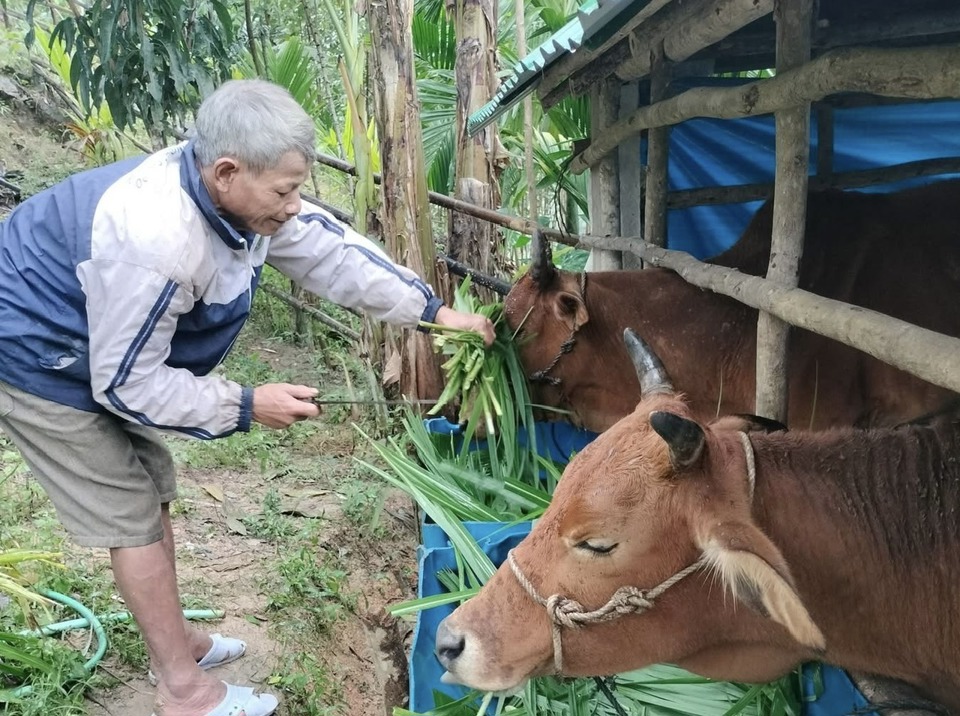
{"left": 650, "top": 411, "right": 705, "bottom": 468}
{"left": 552, "top": 290, "right": 589, "bottom": 331}
{"left": 697, "top": 521, "right": 826, "bottom": 652}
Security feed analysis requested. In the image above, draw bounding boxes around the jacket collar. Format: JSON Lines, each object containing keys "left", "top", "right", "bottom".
{"left": 179, "top": 141, "right": 255, "bottom": 250}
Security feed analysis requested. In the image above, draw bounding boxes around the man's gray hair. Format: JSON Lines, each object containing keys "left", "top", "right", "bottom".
{"left": 193, "top": 79, "right": 316, "bottom": 173}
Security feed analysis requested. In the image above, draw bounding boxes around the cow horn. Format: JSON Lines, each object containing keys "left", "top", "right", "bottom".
{"left": 529, "top": 228, "right": 555, "bottom": 289}
{"left": 624, "top": 328, "right": 674, "bottom": 396}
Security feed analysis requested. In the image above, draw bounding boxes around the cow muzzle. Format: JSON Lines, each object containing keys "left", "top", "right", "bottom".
{"left": 435, "top": 616, "right": 532, "bottom": 693}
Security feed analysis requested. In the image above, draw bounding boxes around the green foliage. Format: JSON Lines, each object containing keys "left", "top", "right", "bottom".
{"left": 35, "top": 0, "right": 237, "bottom": 132}
{"left": 236, "top": 36, "right": 321, "bottom": 119}
{"left": 266, "top": 542, "right": 353, "bottom": 634}
{"left": 31, "top": 27, "right": 126, "bottom": 166}
{"left": 243, "top": 489, "right": 297, "bottom": 542}
{"left": 340, "top": 480, "right": 386, "bottom": 538}
{"left": 0, "top": 632, "right": 90, "bottom": 714}
{"left": 266, "top": 650, "right": 339, "bottom": 716}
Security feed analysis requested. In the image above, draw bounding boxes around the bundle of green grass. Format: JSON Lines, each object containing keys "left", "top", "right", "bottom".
{"left": 359, "top": 279, "right": 803, "bottom": 716}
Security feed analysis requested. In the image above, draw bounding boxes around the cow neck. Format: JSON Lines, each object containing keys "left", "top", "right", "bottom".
{"left": 527, "top": 271, "right": 588, "bottom": 405}
{"left": 507, "top": 431, "right": 757, "bottom": 675}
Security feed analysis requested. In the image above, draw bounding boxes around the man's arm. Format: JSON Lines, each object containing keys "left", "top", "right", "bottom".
{"left": 266, "top": 207, "right": 494, "bottom": 345}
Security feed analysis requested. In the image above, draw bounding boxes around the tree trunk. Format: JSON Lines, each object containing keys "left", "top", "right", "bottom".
{"left": 244, "top": 0, "right": 264, "bottom": 76}
{"left": 368, "top": 0, "right": 444, "bottom": 402}
{"left": 447, "top": 0, "right": 505, "bottom": 302}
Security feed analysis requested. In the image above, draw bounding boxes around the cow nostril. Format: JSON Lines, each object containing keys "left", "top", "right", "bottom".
{"left": 435, "top": 621, "right": 466, "bottom": 667}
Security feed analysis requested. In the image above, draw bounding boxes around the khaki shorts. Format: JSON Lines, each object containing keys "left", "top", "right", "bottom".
{"left": 0, "top": 379, "right": 177, "bottom": 548}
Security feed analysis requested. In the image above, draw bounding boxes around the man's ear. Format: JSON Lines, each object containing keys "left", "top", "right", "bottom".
{"left": 696, "top": 520, "right": 825, "bottom": 652}
{"left": 551, "top": 290, "right": 589, "bottom": 332}
{"left": 211, "top": 157, "right": 242, "bottom": 191}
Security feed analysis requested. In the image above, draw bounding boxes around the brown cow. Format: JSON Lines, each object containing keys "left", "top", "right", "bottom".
{"left": 506, "top": 180, "right": 960, "bottom": 432}
{"left": 436, "top": 330, "right": 960, "bottom": 712}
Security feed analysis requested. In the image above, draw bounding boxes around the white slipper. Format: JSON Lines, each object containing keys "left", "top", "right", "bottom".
{"left": 149, "top": 681, "right": 278, "bottom": 716}
{"left": 148, "top": 633, "right": 248, "bottom": 685}
{"left": 205, "top": 682, "right": 278, "bottom": 716}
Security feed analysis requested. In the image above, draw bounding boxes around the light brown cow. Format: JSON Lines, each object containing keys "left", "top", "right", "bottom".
{"left": 437, "top": 330, "right": 960, "bottom": 713}
{"left": 506, "top": 180, "right": 960, "bottom": 432}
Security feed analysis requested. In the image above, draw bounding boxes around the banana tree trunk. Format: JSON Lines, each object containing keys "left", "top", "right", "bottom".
{"left": 368, "top": 0, "right": 443, "bottom": 402}
{"left": 447, "top": 0, "right": 505, "bottom": 300}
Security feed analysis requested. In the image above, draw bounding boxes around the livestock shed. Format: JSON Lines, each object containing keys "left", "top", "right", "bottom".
{"left": 470, "top": 0, "right": 960, "bottom": 424}
{"left": 465, "top": 0, "right": 960, "bottom": 711}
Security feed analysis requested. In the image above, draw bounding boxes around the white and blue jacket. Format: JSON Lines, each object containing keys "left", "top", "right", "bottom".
{"left": 0, "top": 142, "right": 443, "bottom": 439}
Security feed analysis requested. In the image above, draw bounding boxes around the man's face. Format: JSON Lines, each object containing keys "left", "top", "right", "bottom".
{"left": 213, "top": 151, "right": 311, "bottom": 236}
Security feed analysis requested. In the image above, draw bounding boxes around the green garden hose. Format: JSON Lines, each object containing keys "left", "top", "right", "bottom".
{"left": 10, "top": 589, "right": 224, "bottom": 699}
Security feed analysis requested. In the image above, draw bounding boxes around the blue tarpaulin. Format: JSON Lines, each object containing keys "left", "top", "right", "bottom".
{"left": 653, "top": 81, "right": 960, "bottom": 259}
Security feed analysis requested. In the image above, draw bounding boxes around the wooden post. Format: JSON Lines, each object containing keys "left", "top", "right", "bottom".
{"left": 588, "top": 77, "right": 623, "bottom": 270}
{"left": 755, "top": 0, "right": 813, "bottom": 422}
{"left": 643, "top": 41, "right": 670, "bottom": 251}
{"left": 618, "top": 81, "right": 644, "bottom": 269}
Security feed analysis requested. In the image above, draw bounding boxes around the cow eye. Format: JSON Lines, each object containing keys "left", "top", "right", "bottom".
{"left": 576, "top": 540, "right": 618, "bottom": 555}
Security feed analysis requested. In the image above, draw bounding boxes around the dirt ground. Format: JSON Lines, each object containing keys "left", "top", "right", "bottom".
{"left": 78, "top": 337, "right": 422, "bottom": 716}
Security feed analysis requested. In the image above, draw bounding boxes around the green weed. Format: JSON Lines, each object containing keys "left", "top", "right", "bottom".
{"left": 265, "top": 539, "right": 354, "bottom": 635}
{"left": 341, "top": 480, "right": 386, "bottom": 539}
{"left": 266, "top": 650, "right": 339, "bottom": 716}
{"left": 243, "top": 489, "right": 297, "bottom": 542}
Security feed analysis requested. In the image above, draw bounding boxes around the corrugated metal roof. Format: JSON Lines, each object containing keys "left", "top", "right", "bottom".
{"left": 467, "top": 0, "right": 651, "bottom": 136}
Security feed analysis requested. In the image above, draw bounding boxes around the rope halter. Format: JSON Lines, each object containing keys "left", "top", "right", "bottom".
{"left": 505, "top": 430, "right": 758, "bottom": 674}
{"left": 527, "top": 271, "right": 588, "bottom": 389}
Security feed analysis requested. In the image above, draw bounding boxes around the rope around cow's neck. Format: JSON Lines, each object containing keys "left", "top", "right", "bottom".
{"left": 506, "top": 430, "right": 758, "bottom": 674}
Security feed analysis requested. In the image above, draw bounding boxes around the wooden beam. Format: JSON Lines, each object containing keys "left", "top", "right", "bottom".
{"left": 702, "top": 6, "right": 960, "bottom": 69}
{"left": 616, "top": 0, "right": 773, "bottom": 82}
{"left": 666, "top": 156, "right": 960, "bottom": 208}
{"left": 755, "top": 0, "right": 813, "bottom": 422}
{"left": 569, "top": 43, "right": 960, "bottom": 174}
{"left": 312, "top": 150, "right": 574, "bottom": 243}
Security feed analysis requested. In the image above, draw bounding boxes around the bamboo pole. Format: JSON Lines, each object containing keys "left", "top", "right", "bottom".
{"left": 570, "top": 44, "right": 960, "bottom": 174}
{"left": 643, "top": 41, "right": 669, "bottom": 250}
{"left": 259, "top": 284, "right": 361, "bottom": 341}
{"left": 312, "top": 151, "right": 574, "bottom": 242}
{"left": 666, "top": 156, "right": 960, "bottom": 208}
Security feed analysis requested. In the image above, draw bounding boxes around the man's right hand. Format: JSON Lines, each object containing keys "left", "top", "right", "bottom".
{"left": 252, "top": 383, "right": 320, "bottom": 428}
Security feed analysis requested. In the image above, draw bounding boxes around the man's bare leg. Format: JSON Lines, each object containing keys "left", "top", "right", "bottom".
{"left": 159, "top": 504, "right": 215, "bottom": 660}
{"left": 111, "top": 540, "right": 226, "bottom": 714}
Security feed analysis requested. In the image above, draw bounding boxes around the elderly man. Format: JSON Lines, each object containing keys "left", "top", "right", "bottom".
{"left": 0, "top": 79, "right": 494, "bottom": 716}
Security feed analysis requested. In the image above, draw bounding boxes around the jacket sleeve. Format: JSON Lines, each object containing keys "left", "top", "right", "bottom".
{"left": 264, "top": 205, "right": 444, "bottom": 327}
{"left": 77, "top": 258, "right": 253, "bottom": 439}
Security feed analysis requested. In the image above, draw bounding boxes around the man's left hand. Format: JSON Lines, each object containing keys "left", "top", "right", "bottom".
{"left": 434, "top": 306, "right": 496, "bottom": 347}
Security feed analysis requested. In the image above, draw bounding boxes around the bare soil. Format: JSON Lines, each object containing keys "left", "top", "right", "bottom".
{"left": 80, "top": 339, "right": 421, "bottom": 716}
